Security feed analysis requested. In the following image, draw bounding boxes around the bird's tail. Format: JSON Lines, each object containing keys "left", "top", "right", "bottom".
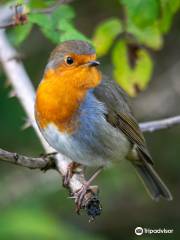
{"left": 132, "top": 161, "right": 173, "bottom": 201}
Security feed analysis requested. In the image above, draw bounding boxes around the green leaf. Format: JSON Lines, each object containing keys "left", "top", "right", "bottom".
{"left": 121, "top": 0, "right": 159, "bottom": 28}
{"left": 127, "top": 21, "right": 163, "bottom": 50}
{"left": 41, "top": 27, "right": 60, "bottom": 43}
{"left": 8, "top": 23, "right": 33, "bottom": 46}
{"left": 29, "top": 12, "right": 59, "bottom": 43}
{"left": 112, "top": 40, "right": 153, "bottom": 96}
{"left": 113, "top": 40, "right": 131, "bottom": 93}
{"left": 92, "top": 18, "right": 122, "bottom": 57}
{"left": 58, "top": 19, "right": 89, "bottom": 43}
{"left": 29, "top": 13, "right": 51, "bottom": 28}
{"left": 28, "top": 5, "right": 87, "bottom": 44}
{"left": 52, "top": 4, "right": 75, "bottom": 23}
{"left": 159, "top": 0, "right": 180, "bottom": 33}
{"left": 53, "top": 5, "right": 87, "bottom": 43}
{"left": 29, "top": 12, "right": 60, "bottom": 43}
{"left": 132, "top": 48, "right": 153, "bottom": 91}
{"left": 28, "top": 0, "right": 56, "bottom": 8}
{"left": 160, "top": 0, "right": 180, "bottom": 15}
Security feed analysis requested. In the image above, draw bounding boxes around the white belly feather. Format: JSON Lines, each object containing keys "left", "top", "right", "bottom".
{"left": 42, "top": 121, "right": 130, "bottom": 167}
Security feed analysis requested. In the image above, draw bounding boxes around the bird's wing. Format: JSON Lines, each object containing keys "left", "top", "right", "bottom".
{"left": 93, "top": 76, "right": 153, "bottom": 165}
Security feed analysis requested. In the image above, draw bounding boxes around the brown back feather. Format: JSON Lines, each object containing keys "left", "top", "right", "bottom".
{"left": 94, "top": 76, "right": 153, "bottom": 165}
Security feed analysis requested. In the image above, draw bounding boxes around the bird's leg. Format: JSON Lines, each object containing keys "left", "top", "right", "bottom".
{"left": 74, "top": 166, "right": 103, "bottom": 214}
{"left": 63, "top": 162, "right": 81, "bottom": 187}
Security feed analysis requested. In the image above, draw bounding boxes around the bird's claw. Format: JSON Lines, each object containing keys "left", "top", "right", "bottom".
{"left": 63, "top": 168, "right": 73, "bottom": 187}
{"left": 73, "top": 185, "right": 102, "bottom": 221}
{"left": 73, "top": 184, "right": 99, "bottom": 215}
{"left": 74, "top": 183, "right": 90, "bottom": 214}
{"left": 62, "top": 162, "right": 81, "bottom": 188}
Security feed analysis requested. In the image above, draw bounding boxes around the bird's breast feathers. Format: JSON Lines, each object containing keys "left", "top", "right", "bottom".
{"left": 39, "top": 91, "right": 130, "bottom": 166}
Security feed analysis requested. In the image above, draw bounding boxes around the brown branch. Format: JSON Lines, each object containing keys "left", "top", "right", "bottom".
{"left": 0, "top": 148, "right": 55, "bottom": 170}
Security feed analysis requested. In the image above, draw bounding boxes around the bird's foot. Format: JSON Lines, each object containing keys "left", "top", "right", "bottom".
{"left": 63, "top": 162, "right": 81, "bottom": 187}
{"left": 75, "top": 182, "right": 89, "bottom": 213}
{"left": 73, "top": 167, "right": 103, "bottom": 214}
{"left": 74, "top": 184, "right": 102, "bottom": 221}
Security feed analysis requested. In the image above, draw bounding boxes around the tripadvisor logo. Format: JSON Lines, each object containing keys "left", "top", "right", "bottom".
{"left": 135, "top": 227, "right": 173, "bottom": 235}
{"left": 135, "top": 227, "right": 143, "bottom": 236}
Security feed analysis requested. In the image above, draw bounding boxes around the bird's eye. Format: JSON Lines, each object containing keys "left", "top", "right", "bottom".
{"left": 65, "top": 56, "right": 74, "bottom": 65}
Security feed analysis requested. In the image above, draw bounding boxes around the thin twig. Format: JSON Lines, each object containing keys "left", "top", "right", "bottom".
{"left": 140, "top": 115, "right": 180, "bottom": 132}
{"left": 32, "top": 0, "right": 74, "bottom": 14}
{"left": 0, "top": 4, "right": 28, "bottom": 29}
{"left": 0, "top": 0, "right": 74, "bottom": 29}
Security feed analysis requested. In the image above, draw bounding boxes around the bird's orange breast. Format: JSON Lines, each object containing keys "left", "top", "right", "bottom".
{"left": 35, "top": 61, "right": 101, "bottom": 133}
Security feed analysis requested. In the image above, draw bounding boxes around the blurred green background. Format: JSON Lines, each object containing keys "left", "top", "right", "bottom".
{"left": 0, "top": 0, "right": 180, "bottom": 239}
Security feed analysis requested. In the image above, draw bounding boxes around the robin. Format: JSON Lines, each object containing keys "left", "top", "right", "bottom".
{"left": 35, "top": 40, "right": 172, "bottom": 209}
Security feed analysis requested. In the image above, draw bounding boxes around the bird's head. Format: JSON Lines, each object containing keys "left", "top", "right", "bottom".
{"left": 44, "top": 40, "right": 101, "bottom": 90}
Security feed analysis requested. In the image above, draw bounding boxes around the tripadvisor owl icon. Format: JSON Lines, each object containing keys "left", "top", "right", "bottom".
{"left": 135, "top": 227, "right": 143, "bottom": 235}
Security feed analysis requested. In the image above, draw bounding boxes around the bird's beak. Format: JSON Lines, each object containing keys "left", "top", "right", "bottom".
{"left": 87, "top": 60, "right": 100, "bottom": 67}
